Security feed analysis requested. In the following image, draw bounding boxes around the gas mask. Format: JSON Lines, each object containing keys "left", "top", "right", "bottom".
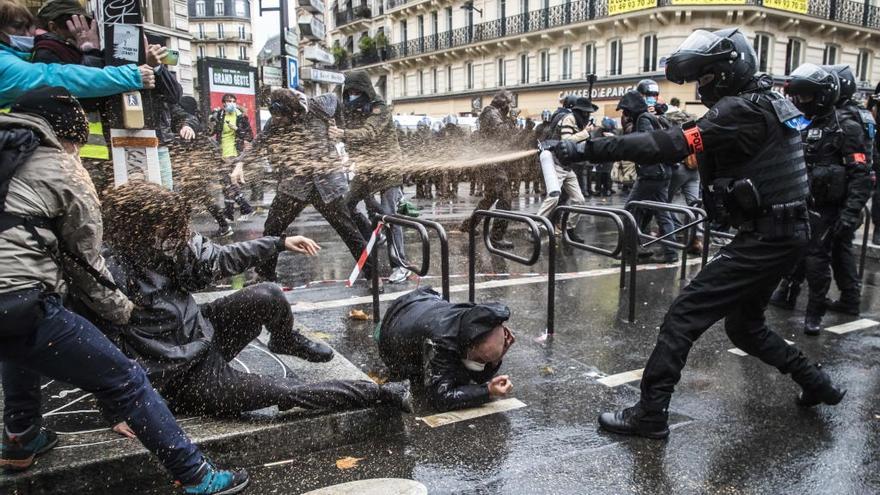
{"left": 461, "top": 359, "right": 486, "bottom": 372}
{"left": 8, "top": 35, "right": 34, "bottom": 51}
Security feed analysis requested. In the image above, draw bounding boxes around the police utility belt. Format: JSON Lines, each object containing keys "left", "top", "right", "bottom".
{"left": 707, "top": 178, "right": 808, "bottom": 238}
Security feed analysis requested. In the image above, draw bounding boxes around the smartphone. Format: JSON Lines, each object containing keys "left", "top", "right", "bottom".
{"left": 161, "top": 49, "right": 179, "bottom": 66}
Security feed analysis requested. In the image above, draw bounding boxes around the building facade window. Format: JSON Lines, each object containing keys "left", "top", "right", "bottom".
{"left": 431, "top": 11, "right": 438, "bottom": 35}
{"left": 235, "top": 0, "right": 246, "bottom": 16}
{"left": 583, "top": 42, "right": 595, "bottom": 76}
{"left": 539, "top": 50, "right": 549, "bottom": 82}
{"left": 823, "top": 44, "right": 838, "bottom": 65}
{"left": 446, "top": 65, "right": 452, "bottom": 92}
{"left": 856, "top": 49, "right": 871, "bottom": 82}
{"left": 497, "top": 57, "right": 506, "bottom": 86}
{"left": 417, "top": 15, "right": 424, "bottom": 38}
{"left": 785, "top": 38, "right": 802, "bottom": 75}
{"left": 239, "top": 45, "right": 247, "bottom": 60}
{"left": 218, "top": 45, "right": 225, "bottom": 57}
{"left": 195, "top": 0, "right": 205, "bottom": 16}
{"left": 520, "top": 53, "right": 529, "bottom": 84}
{"left": 418, "top": 70, "right": 424, "bottom": 95}
{"left": 432, "top": 67, "right": 438, "bottom": 93}
{"left": 238, "top": 25, "right": 245, "bottom": 39}
{"left": 198, "top": 45, "right": 205, "bottom": 58}
{"left": 642, "top": 34, "right": 657, "bottom": 72}
{"left": 608, "top": 39, "right": 622, "bottom": 76}
{"left": 217, "top": 23, "right": 224, "bottom": 37}
{"left": 197, "top": 23, "right": 205, "bottom": 38}
{"left": 402, "top": 74, "right": 408, "bottom": 96}
{"left": 466, "top": 62, "right": 474, "bottom": 89}
{"left": 400, "top": 20, "right": 407, "bottom": 42}
{"left": 214, "top": 0, "right": 224, "bottom": 15}
{"left": 753, "top": 33, "right": 771, "bottom": 73}
{"left": 561, "top": 47, "right": 572, "bottom": 80}
{"left": 445, "top": 7, "right": 452, "bottom": 32}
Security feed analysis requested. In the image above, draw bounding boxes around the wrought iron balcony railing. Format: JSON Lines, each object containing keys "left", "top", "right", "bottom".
{"left": 335, "top": 6, "right": 372, "bottom": 27}
{"left": 351, "top": 0, "right": 880, "bottom": 68}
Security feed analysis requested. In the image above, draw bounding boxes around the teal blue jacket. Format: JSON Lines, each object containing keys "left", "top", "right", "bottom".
{"left": 0, "top": 43, "right": 143, "bottom": 107}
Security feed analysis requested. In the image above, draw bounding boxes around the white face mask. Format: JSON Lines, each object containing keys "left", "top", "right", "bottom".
{"left": 461, "top": 359, "right": 486, "bottom": 372}
{"left": 224, "top": 102, "right": 236, "bottom": 113}
{"left": 8, "top": 35, "right": 34, "bottom": 52}
{"left": 347, "top": 94, "right": 361, "bottom": 103}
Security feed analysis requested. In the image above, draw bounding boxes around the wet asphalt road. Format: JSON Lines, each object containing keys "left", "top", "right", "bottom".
{"left": 185, "top": 187, "right": 880, "bottom": 494}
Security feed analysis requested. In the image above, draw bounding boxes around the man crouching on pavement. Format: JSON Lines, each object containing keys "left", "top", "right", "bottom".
{"left": 84, "top": 182, "right": 412, "bottom": 429}
{"left": 378, "top": 287, "right": 515, "bottom": 411}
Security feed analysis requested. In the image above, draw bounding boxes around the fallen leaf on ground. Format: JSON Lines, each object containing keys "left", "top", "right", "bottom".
{"left": 335, "top": 456, "right": 365, "bottom": 470}
{"left": 307, "top": 331, "right": 332, "bottom": 341}
{"left": 349, "top": 309, "right": 370, "bottom": 320}
{"left": 541, "top": 366, "right": 555, "bottom": 375}
{"left": 366, "top": 372, "right": 388, "bottom": 385}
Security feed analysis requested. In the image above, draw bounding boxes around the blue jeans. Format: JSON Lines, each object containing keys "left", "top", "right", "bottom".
{"left": 0, "top": 295, "right": 203, "bottom": 482}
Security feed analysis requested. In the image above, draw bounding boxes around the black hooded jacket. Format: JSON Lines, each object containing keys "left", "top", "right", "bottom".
{"left": 378, "top": 287, "right": 510, "bottom": 411}
{"left": 341, "top": 70, "right": 402, "bottom": 173}
{"left": 617, "top": 90, "right": 666, "bottom": 179}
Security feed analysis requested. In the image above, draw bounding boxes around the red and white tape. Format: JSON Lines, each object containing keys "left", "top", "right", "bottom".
{"left": 347, "top": 221, "right": 384, "bottom": 287}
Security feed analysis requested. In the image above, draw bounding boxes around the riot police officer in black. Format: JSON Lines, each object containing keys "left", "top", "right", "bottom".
{"left": 554, "top": 28, "right": 845, "bottom": 439}
{"left": 782, "top": 64, "right": 872, "bottom": 333}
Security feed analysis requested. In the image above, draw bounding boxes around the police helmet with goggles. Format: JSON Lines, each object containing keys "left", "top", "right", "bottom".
{"left": 822, "top": 64, "right": 856, "bottom": 104}
{"left": 664, "top": 28, "right": 757, "bottom": 107}
{"left": 784, "top": 63, "right": 840, "bottom": 118}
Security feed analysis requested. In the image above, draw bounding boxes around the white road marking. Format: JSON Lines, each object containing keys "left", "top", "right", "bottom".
{"left": 44, "top": 392, "right": 93, "bottom": 416}
{"left": 728, "top": 340, "right": 795, "bottom": 357}
{"left": 825, "top": 319, "right": 879, "bottom": 335}
{"left": 417, "top": 398, "right": 527, "bottom": 428}
{"left": 263, "top": 458, "right": 297, "bottom": 468}
{"left": 597, "top": 369, "right": 644, "bottom": 387}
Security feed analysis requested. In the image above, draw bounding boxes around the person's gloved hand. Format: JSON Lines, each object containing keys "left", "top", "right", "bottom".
{"left": 831, "top": 217, "right": 858, "bottom": 239}
{"left": 552, "top": 139, "right": 582, "bottom": 165}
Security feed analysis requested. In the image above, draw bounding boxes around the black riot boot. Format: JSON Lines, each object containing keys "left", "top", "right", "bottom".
{"left": 793, "top": 364, "right": 846, "bottom": 407}
{"left": 803, "top": 314, "right": 823, "bottom": 336}
{"left": 769, "top": 278, "right": 800, "bottom": 310}
{"left": 826, "top": 292, "right": 861, "bottom": 316}
{"left": 268, "top": 329, "right": 334, "bottom": 362}
{"left": 598, "top": 403, "right": 669, "bottom": 439}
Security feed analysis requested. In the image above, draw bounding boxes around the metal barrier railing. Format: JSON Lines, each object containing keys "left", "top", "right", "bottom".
{"left": 468, "top": 209, "right": 556, "bottom": 334}
{"left": 370, "top": 214, "right": 450, "bottom": 323}
{"left": 552, "top": 205, "right": 640, "bottom": 322}
{"left": 860, "top": 204, "right": 872, "bottom": 279}
{"left": 626, "top": 200, "right": 697, "bottom": 280}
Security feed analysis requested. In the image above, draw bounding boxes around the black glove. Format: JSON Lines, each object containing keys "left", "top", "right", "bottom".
{"left": 552, "top": 140, "right": 582, "bottom": 165}
{"left": 831, "top": 217, "right": 858, "bottom": 239}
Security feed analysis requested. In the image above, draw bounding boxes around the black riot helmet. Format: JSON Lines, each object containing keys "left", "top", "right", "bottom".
{"left": 636, "top": 79, "right": 660, "bottom": 97}
{"left": 665, "top": 28, "right": 757, "bottom": 107}
{"left": 822, "top": 64, "right": 856, "bottom": 104}
{"left": 784, "top": 63, "right": 840, "bottom": 118}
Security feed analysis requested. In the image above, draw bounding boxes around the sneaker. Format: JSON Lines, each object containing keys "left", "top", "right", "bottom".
{"left": 388, "top": 267, "right": 411, "bottom": 284}
{"left": 380, "top": 380, "right": 414, "bottom": 413}
{"left": 237, "top": 214, "right": 251, "bottom": 222}
{"left": 268, "top": 330, "right": 334, "bottom": 363}
{"left": 597, "top": 403, "right": 669, "bottom": 439}
{"left": 178, "top": 460, "right": 249, "bottom": 495}
{"left": 1, "top": 426, "right": 59, "bottom": 472}
{"left": 216, "top": 226, "right": 234, "bottom": 238}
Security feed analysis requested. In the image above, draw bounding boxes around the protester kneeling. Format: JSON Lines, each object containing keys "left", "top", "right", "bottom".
{"left": 378, "top": 288, "right": 515, "bottom": 412}
{"left": 88, "top": 182, "right": 412, "bottom": 422}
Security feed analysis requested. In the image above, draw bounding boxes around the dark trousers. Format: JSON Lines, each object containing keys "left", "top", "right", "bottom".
{"left": 460, "top": 170, "right": 511, "bottom": 240}
{"left": 161, "top": 284, "right": 384, "bottom": 415}
{"left": 639, "top": 230, "right": 822, "bottom": 412}
{"left": 257, "top": 191, "right": 367, "bottom": 281}
{"left": 0, "top": 295, "right": 203, "bottom": 482}
{"left": 804, "top": 206, "right": 854, "bottom": 315}
{"left": 872, "top": 176, "right": 880, "bottom": 230}
{"left": 627, "top": 175, "right": 675, "bottom": 255}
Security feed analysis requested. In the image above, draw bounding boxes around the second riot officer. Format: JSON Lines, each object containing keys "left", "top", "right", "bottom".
{"left": 554, "top": 28, "right": 845, "bottom": 439}
{"left": 783, "top": 64, "right": 872, "bottom": 334}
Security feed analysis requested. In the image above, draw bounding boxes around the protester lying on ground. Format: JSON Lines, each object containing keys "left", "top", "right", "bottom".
{"left": 0, "top": 87, "right": 248, "bottom": 495}
{"left": 378, "top": 287, "right": 515, "bottom": 412}
{"left": 0, "top": 0, "right": 154, "bottom": 106}
{"left": 89, "top": 182, "right": 413, "bottom": 422}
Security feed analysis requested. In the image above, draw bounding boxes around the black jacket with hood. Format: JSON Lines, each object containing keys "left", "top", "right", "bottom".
{"left": 341, "top": 70, "right": 403, "bottom": 175}
{"left": 617, "top": 90, "right": 667, "bottom": 180}
{"left": 378, "top": 287, "right": 511, "bottom": 411}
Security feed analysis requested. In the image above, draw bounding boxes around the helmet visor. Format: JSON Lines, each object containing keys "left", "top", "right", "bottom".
{"left": 789, "top": 63, "right": 827, "bottom": 82}
{"left": 676, "top": 30, "right": 724, "bottom": 53}
{"left": 665, "top": 30, "right": 730, "bottom": 84}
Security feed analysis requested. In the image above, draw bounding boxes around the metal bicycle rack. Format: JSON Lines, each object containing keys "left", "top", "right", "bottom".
{"left": 626, "top": 200, "right": 698, "bottom": 280}
{"left": 467, "top": 209, "right": 556, "bottom": 335}
{"left": 370, "top": 214, "right": 450, "bottom": 324}
{"left": 552, "top": 205, "right": 640, "bottom": 322}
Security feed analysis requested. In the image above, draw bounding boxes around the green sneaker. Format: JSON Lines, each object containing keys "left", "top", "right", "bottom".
{"left": 1, "top": 425, "right": 59, "bottom": 472}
